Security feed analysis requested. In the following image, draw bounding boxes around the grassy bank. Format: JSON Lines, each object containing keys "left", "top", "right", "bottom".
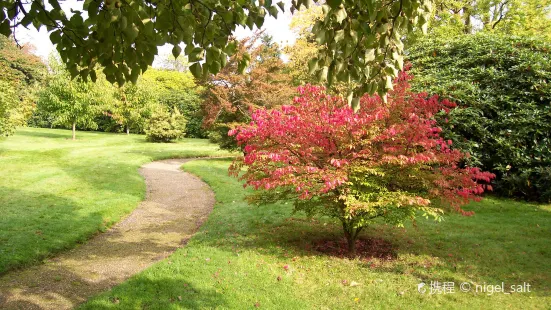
{"left": 82, "top": 159, "right": 551, "bottom": 309}
{"left": 0, "top": 127, "right": 231, "bottom": 273}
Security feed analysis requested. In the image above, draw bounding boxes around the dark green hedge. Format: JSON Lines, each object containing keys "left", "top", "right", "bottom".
{"left": 408, "top": 34, "right": 551, "bottom": 202}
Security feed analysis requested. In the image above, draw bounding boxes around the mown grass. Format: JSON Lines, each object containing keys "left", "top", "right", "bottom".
{"left": 82, "top": 159, "right": 551, "bottom": 309}
{"left": 0, "top": 127, "right": 231, "bottom": 273}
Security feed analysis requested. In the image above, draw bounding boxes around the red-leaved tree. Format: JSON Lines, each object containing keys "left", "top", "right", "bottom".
{"left": 229, "top": 71, "right": 495, "bottom": 255}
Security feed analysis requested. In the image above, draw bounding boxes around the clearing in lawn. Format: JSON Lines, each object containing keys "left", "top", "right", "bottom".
{"left": 81, "top": 159, "right": 551, "bottom": 309}
{"left": 0, "top": 127, "right": 230, "bottom": 274}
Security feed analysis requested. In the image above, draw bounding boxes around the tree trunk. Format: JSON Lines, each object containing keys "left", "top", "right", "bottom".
{"left": 346, "top": 233, "right": 357, "bottom": 257}
{"left": 126, "top": 126, "right": 130, "bottom": 135}
{"left": 342, "top": 220, "right": 361, "bottom": 257}
{"left": 72, "top": 121, "right": 76, "bottom": 140}
{"left": 463, "top": 6, "right": 472, "bottom": 34}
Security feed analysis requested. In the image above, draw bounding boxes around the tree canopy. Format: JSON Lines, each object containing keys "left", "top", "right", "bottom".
{"left": 201, "top": 33, "right": 295, "bottom": 150}
{"left": 1, "top": 0, "right": 431, "bottom": 102}
{"left": 230, "top": 72, "right": 494, "bottom": 254}
{"left": 0, "top": 35, "right": 46, "bottom": 136}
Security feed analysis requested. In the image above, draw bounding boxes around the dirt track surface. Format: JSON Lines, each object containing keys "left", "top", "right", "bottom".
{"left": 0, "top": 159, "right": 215, "bottom": 309}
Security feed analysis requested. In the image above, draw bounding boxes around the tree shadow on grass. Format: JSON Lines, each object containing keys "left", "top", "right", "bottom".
{"left": 0, "top": 265, "right": 226, "bottom": 310}
{"left": 0, "top": 186, "right": 104, "bottom": 274}
{"left": 15, "top": 128, "right": 74, "bottom": 140}
{"left": 81, "top": 276, "right": 227, "bottom": 310}
{"left": 195, "top": 191, "right": 551, "bottom": 297}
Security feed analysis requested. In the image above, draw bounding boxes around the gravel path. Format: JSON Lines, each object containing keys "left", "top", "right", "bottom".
{"left": 0, "top": 159, "right": 215, "bottom": 309}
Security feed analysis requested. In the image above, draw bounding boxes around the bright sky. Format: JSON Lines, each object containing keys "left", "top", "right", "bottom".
{"left": 14, "top": 0, "right": 297, "bottom": 65}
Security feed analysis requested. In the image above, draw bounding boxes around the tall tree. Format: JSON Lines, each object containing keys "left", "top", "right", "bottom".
{"left": 284, "top": 6, "right": 323, "bottom": 86}
{"left": 142, "top": 68, "right": 205, "bottom": 138}
{"left": 38, "top": 57, "right": 110, "bottom": 140}
{"left": 109, "top": 80, "right": 157, "bottom": 135}
{"left": 201, "top": 33, "right": 295, "bottom": 150}
{"left": 0, "top": 0, "right": 432, "bottom": 101}
{"left": 415, "top": 0, "right": 551, "bottom": 41}
{"left": 0, "top": 35, "right": 46, "bottom": 136}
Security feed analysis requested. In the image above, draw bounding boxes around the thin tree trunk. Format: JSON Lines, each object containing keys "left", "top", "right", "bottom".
{"left": 463, "top": 6, "right": 472, "bottom": 34}
{"left": 126, "top": 126, "right": 130, "bottom": 135}
{"left": 72, "top": 121, "right": 76, "bottom": 140}
{"left": 342, "top": 221, "right": 357, "bottom": 257}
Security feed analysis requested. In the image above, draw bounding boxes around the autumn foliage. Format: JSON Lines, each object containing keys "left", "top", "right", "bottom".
{"left": 229, "top": 70, "right": 495, "bottom": 255}
{"left": 201, "top": 33, "right": 295, "bottom": 150}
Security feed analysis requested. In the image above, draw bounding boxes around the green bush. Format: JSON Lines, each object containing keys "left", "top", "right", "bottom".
{"left": 145, "top": 108, "right": 186, "bottom": 143}
{"left": 408, "top": 34, "right": 551, "bottom": 202}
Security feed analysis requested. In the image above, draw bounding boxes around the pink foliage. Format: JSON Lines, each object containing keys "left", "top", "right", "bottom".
{"left": 229, "top": 71, "right": 495, "bottom": 215}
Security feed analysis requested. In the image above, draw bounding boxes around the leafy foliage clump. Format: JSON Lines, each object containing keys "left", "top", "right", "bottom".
{"left": 0, "top": 0, "right": 432, "bottom": 101}
{"left": 408, "top": 34, "right": 551, "bottom": 201}
{"left": 36, "top": 57, "right": 112, "bottom": 139}
{"left": 230, "top": 71, "right": 494, "bottom": 255}
{"left": 145, "top": 108, "right": 186, "bottom": 143}
{"left": 201, "top": 33, "right": 295, "bottom": 150}
{"left": 0, "top": 36, "right": 46, "bottom": 136}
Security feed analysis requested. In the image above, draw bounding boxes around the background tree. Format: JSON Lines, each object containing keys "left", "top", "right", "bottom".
{"left": 0, "top": 0, "right": 432, "bottom": 100}
{"left": 201, "top": 33, "right": 295, "bottom": 150}
{"left": 408, "top": 0, "right": 551, "bottom": 43}
{"left": 284, "top": 6, "right": 323, "bottom": 86}
{"left": 0, "top": 35, "right": 46, "bottom": 136}
{"left": 143, "top": 68, "right": 206, "bottom": 138}
{"left": 156, "top": 52, "right": 189, "bottom": 72}
{"left": 37, "top": 57, "right": 110, "bottom": 140}
{"left": 230, "top": 72, "right": 494, "bottom": 255}
{"left": 408, "top": 34, "right": 551, "bottom": 202}
{"left": 109, "top": 80, "right": 157, "bottom": 135}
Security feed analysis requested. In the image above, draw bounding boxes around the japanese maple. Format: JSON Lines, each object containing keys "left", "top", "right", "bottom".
{"left": 229, "top": 70, "right": 495, "bottom": 256}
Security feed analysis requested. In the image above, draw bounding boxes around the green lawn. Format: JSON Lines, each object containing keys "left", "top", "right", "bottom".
{"left": 82, "top": 159, "right": 551, "bottom": 309}
{"left": 0, "top": 127, "right": 231, "bottom": 273}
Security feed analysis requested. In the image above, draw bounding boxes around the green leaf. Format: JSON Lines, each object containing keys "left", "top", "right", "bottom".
{"left": 308, "top": 58, "right": 319, "bottom": 74}
{"left": 326, "top": 0, "right": 342, "bottom": 9}
{"left": 189, "top": 47, "right": 205, "bottom": 62}
{"left": 209, "top": 61, "right": 221, "bottom": 74}
{"left": 334, "top": 29, "right": 344, "bottom": 42}
{"left": 351, "top": 97, "right": 360, "bottom": 112}
{"left": 189, "top": 62, "right": 202, "bottom": 78}
{"left": 346, "top": 90, "right": 353, "bottom": 105}
{"left": 225, "top": 40, "right": 238, "bottom": 55}
{"left": 0, "top": 21, "right": 11, "bottom": 37}
{"left": 385, "top": 75, "right": 393, "bottom": 90}
{"left": 50, "top": 31, "right": 62, "bottom": 44}
{"left": 317, "top": 66, "right": 329, "bottom": 82}
{"left": 335, "top": 8, "right": 347, "bottom": 24}
{"left": 172, "top": 45, "right": 182, "bottom": 58}
{"left": 315, "top": 29, "right": 326, "bottom": 45}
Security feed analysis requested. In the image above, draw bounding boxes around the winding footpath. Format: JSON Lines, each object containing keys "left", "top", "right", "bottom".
{"left": 0, "top": 159, "right": 215, "bottom": 309}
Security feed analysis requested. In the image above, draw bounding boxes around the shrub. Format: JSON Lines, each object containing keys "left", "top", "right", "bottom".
{"left": 408, "top": 34, "right": 551, "bottom": 202}
{"left": 230, "top": 72, "right": 494, "bottom": 255}
{"left": 145, "top": 108, "right": 186, "bottom": 143}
